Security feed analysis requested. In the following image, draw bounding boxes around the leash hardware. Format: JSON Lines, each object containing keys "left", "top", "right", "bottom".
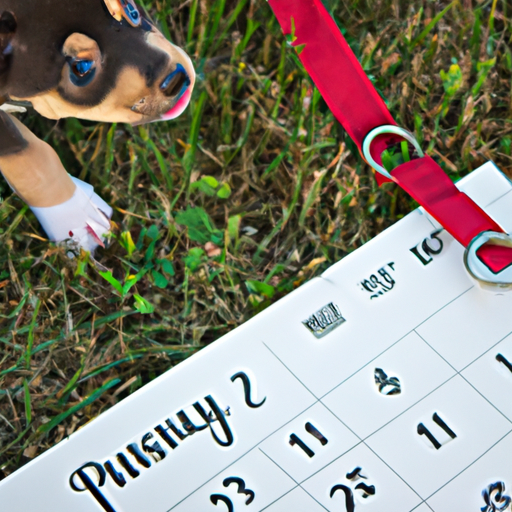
{"left": 362, "top": 125, "right": 424, "bottom": 180}
{"left": 464, "top": 231, "right": 512, "bottom": 288}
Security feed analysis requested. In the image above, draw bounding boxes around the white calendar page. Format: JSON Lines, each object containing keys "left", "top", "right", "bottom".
{"left": 2, "top": 162, "right": 512, "bottom": 512}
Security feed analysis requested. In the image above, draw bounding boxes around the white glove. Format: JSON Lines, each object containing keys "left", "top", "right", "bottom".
{"left": 30, "top": 177, "right": 112, "bottom": 253}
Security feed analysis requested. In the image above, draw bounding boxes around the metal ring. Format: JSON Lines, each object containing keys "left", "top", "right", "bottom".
{"left": 464, "top": 231, "right": 512, "bottom": 288}
{"left": 362, "top": 125, "right": 424, "bottom": 180}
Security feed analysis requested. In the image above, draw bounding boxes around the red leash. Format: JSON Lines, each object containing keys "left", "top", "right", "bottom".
{"left": 269, "top": 0, "right": 512, "bottom": 283}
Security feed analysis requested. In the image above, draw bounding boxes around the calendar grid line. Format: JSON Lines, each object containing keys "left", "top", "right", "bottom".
{"left": 315, "top": 315, "right": 512, "bottom": 507}
{"left": 360, "top": 442, "right": 431, "bottom": 511}
{"left": 294, "top": 435, "right": 365, "bottom": 486}
{"left": 166, "top": 400, "right": 322, "bottom": 511}
{"left": 358, "top": 376, "right": 458, "bottom": 441}
{"left": 412, "top": 501, "right": 435, "bottom": 512}
{"left": 413, "top": 330, "right": 460, "bottom": 375}
{"left": 317, "top": 325, "right": 415, "bottom": 400}
{"left": 258, "top": 448, "right": 331, "bottom": 512}
{"left": 424, "top": 429, "right": 512, "bottom": 505}
{"left": 260, "top": 281, "right": 492, "bottom": 508}
{"left": 482, "top": 187, "right": 512, "bottom": 208}
{"left": 258, "top": 485, "right": 300, "bottom": 512}
{"left": 415, "top": 330, "right": 512, "bottom": 426}
{"left": 232, "top": 281, "right": 510, "bottom": 511}
{"left": 260, "top": 341, "right": 419, "bottom": 510}
{"left": 458, "top": 328, "right": 512, "bottom": 375}
{"left": 318, "top": 285, "right": 474, "bottom": 401}
{"left": 318, "top": 399, "right": 429, "bottom": 508}
{"left": 413, "top": 286, "right": 474, "bottom": 331}
{"left": 261, "top": 341, "right": 320, "bottom": 400}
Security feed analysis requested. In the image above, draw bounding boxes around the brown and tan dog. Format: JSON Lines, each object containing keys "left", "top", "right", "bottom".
{"left": 0, "top": 0, "right": 195, "bottom": 251}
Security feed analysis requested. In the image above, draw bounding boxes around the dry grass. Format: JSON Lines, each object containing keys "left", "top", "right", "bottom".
{"left": 1, "top": 0, "right": 511, "bottom": 476}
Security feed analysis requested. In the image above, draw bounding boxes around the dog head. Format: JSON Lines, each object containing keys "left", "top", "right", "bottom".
{"left": 0, "top": 0, "right": 195, "bottom": 124}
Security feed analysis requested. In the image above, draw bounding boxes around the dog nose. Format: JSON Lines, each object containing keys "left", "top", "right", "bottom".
{"left": 160, "top": 64, "right": 190, "bottom": 99}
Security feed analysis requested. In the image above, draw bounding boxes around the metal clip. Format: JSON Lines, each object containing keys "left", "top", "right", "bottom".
{"left": 464, "top": 231, "right": 512, "bottom": 289}
{"left": 362, "top": 125, "right": 424, "bottom": 180}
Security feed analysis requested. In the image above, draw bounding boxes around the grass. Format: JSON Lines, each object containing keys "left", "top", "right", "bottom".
{"left": 1, "top": 0, "right": 511, "bottom": 476}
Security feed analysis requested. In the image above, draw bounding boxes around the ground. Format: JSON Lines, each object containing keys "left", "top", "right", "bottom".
{"left": 0, "top": 0, "right": 511, "bottom": 476}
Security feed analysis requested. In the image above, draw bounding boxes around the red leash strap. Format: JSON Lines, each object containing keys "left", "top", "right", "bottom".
{"left": 392, "top": 156, "right": 502, "bottom": 246}
{"left": 267, "top": 0, "right": 395, "bottom": 148}
{"left": 268, "top": 0, "right": 512, "bottom": 281}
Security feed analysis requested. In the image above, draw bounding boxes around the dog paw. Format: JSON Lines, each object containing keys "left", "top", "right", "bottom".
{"left": 30, "top": 177, "right": 113, "bottom": 253}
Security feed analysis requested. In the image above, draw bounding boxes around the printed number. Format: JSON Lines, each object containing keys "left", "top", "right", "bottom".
{"left": 211, "top": 495, "right": 234, "bottom": 512}
{"left": 231, "top": 372, "right": 266, "bottom": 408}
{"left": 289, "top": 422, "right": 328, "bottom": 458}
{"left": 223, "top": 477, "right": 255, "bottom": 505}
{"left": 417, "top": 413, "right": 456, "bottom": 450}
{"left": 496, "top": 354, "right": 512, "bottom": 374}
{"left": 210, "top": 477, "right": 255, "bottom": 511}
{"left": 410, "top": 230, "right": 444, "bottom": 266}
{"left": 330, "top": 467, "right": 376, "bottom": 512}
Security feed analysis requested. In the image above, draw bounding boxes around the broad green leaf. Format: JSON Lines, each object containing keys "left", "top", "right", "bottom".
{"left": 160, "top": 259, "right": 175, "bottom": 276}
{"left": 133, "top": 294, "right": 155, "bottom": 314}
{"left": 183, "top": 247, "right": 206, "bottom": 271}
{"left": 191, "top": 175, "right": 219, "bottom": 196}
{"left": 217, "top": 182, "right": 232, "bottom": 199}
{"left": 99, "top": 270, "right": 123, "bottom": 295}
{"left": 146, "top": 224, "right": 160, "bottom": 241}
{"left": 246, "top": 280, "right": 275, "bottom": 298}
{"left": 152, "top": 270, "right": 168, "bottom": 289}
{"left": 145, "top": 239, "right": 157, "bottom": 263}
{"left": 201, "top": 175, "right": 219, "bottom": 188}
{"left": 175, "top": 207, "right": 223, "bottom": 244}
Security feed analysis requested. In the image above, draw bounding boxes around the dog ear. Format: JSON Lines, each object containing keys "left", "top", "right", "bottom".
{"left": 103, "top": 0, "right": 142, "bottom": 27}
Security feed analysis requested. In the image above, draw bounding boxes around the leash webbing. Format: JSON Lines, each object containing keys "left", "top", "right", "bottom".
{"left": 268, "top": 0, "right": 512, "bottom": 278}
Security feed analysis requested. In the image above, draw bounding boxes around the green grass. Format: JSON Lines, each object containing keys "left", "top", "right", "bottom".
{"left": 1, "top": 0, "right": 512, "bottom": 475}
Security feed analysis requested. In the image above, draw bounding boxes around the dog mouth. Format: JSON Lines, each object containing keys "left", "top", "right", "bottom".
{"left": 131, "top": 85, "right": 192, "bottom": 124}
{"left": 131, "top": 61, "right": 195, "bottom": 124}
{"left": 159, "top": 86, "right": 193, "bottom": 121}
{"left": 160, "top": 64, "right": 190, "bottom": 98}
{"left": 158, "top": 63, "right": 193, "bottom": 121}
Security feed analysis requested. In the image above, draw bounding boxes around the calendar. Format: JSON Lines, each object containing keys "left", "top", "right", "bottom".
{"left": 2, "top": 161, "right": 512, "bottom": 512}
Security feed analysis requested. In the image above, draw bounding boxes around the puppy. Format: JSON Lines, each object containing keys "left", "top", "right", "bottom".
{"left": 0, "top": 0, "right": 195, "bottom": 251}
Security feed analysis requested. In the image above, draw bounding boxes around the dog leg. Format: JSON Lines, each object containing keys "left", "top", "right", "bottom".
{"left": 0, "top": 111, "right": 112, "bottom": 252}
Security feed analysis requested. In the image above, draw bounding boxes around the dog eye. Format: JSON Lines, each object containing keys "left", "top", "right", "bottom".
{"left": 68, "top": 59, "right": 96, "bottom": 86}
{"left": 124, "top": 3, "right": 140, "bottom": 25}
